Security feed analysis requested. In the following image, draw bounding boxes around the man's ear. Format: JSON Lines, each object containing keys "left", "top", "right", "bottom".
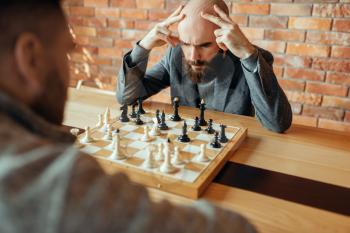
{"left": 14, "top": 33, "right": 47, "bottom": 101}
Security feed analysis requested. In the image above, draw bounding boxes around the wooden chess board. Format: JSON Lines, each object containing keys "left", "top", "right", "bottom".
{"left": 76, "top": 111, "right": 247, "bottom": 199}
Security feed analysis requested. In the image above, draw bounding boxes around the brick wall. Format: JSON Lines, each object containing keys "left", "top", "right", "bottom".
{"left": 63, "top": 0, "right": 350, "bottom": 133}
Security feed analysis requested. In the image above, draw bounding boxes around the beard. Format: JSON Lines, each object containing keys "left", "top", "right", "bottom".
{"left": 183, "top": 59, "right": 209, "bottom": 84}
{"left": 31, "top": 67, "right": 68, "bottom": 126}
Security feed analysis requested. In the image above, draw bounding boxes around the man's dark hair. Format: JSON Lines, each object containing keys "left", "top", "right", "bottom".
{"left": 0, "top": 0, "right": 64, "bottom": 55}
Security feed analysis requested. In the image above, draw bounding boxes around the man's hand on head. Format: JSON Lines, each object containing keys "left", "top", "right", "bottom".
{"left": 201, "top": 4, "right": 256, "bottom": 59}
{"left": 139, "top": 5, "right": 185, "bottom": 50}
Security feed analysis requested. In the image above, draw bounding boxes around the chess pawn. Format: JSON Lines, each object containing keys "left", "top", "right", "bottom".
{"left": 80, "top": 126, "right": 94, "bottom": 143}
{"left": 171, "top": 146, "right": 184, "bottom": 165}
{"left": 197, "top": 144, "right": 210, "bottom": 162}
{"left": 103, "top": 125, "right": 113, "bottom": 140}
{"left": 141, "top": 125, "right": 152, "bottom": 142}
{"left": 156, "top": 143, "right": 164, "bottom": 161}
{"left": 109, "top": 132, "right": 126, "bottom": 160}
{"left": 149, "top": 118, "right": 161, "bottom": 136}
{"left": 143, "top": 147, "right": 157, "bottom": 169}
{"left": 96, "top": 114, "right": 103, "bottom": 128}
{"left": 160, "top": 144, "right": 177, "bottom": 174}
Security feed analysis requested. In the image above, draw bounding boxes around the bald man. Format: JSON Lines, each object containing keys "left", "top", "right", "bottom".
{"left": 117, "top": 0, "right": 292, "bottom": 133}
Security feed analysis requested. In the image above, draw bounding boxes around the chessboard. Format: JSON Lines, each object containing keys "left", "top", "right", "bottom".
{"left": 74, "top": 107, "right": 247, "bottom": 199}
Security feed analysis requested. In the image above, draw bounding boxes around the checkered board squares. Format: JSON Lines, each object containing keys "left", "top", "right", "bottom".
{"left": 77, "top": 113, "right": 241, "bottom": 185}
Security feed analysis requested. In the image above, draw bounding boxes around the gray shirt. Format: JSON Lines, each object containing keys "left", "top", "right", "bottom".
{"left": 117, "top": 44, "right": 292, "bottom": 133}
{"left": 0, "top": 91, "right": 257, "bottom": 233}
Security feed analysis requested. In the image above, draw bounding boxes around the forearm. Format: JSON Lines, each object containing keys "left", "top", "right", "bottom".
{"left": 117, "top": 44, "right": 152, "bottom": 105}
{"left": 241, "top": 50, "right": 292, "bottom": 133}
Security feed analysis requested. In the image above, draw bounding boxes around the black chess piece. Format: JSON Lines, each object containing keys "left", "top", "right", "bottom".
{"left": 192, "top": 117, "right": 201, "bottom": 131}
{"left": 210, "top": 131, "right": 221, "bottom": 148}
{"left": 156, "top": 109, "right": 161, "bottom": 124}
{"left": 137, "top": 97, "right": 146, "bottom": 114}
{"left": 135, "top": 112, "right": 144, "bottom": 125}
{"left": 129, "top": 103, "right": 137, "bottom": 118}
{"left": 219, "top": 124, "right": 228, "bottom": 143}
{"left": 119, "top": 104, "right": 130, "bottom": 123}
{"left": 178, "top": 121, "right": 191, "bottom": 143}
{"left": 205, "top": 119, "right": 215, "bottom": 134}
{"left": 158, "top": 111, "right": 169, "bottom": 130}
{"left": 170, "top": 97, "right": 182, "bottom": 121}
{"left": 199, "top": 99, "right": 207, "bottom": 126}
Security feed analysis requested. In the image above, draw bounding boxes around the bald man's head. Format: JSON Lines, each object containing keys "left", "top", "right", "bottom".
{"left": 177, "top": 0, "right": 229, "bottom": 83}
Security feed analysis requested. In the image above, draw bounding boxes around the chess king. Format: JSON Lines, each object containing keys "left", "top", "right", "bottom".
{"left": 117, "top": 0, "right": 292, "bottom": 133}
{"left": 0, "top": 1, "right": 257, "bottom": 232}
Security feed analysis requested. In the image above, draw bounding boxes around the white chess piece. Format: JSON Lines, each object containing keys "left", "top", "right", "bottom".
{"left": 160, "top": 144, "right": 177, "bottom": 174}
{"left": 171, "top": 146, "right": 184, "bottom": 165}
{"left": 103, "top": 125, "right": 113, "bottom": 140}
{"left": 108, "top": 136, "right": 116, "bottom": 150}
{"left": 143, "top": 146, "right": 157, "bottom": 169}
{"left": 102, "top": 107, "right": 111, "bottom": 132}
{"left": 149, "top": 117, "right": 160, "bottom": 136}
{"left": 197, "top": 144, "right": 210, "bottom": 162}
{"left": 156, "top": 143, "right": 164, "bottom": 161}
{"left": 109, "top": 132, "right": 126, "bottom": 160}
{"left": 80, "top": 126, "right": 93, "bottom": 143}
{"left": 96, "top": 114, "right": 103, "bottom": 128}
{"left": 141, "top": 125, "right": 152, "bottom": 142}
{"left": 70, "top": 128, "right": 84, "bottom": 148}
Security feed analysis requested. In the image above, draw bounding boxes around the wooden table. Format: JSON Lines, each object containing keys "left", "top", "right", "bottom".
{"left": 64, "top": 87, "right": 350, "bottom": 233}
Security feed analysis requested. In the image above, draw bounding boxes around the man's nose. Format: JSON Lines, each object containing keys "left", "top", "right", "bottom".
{"left": 189, "top": 46, "right": 200, "bottom": 61}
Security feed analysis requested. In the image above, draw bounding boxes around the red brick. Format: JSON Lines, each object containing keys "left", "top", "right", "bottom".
{"left": 84, "top": 0, "right": 108, "bottom": 7}
{"left": 285, "top": 91, "right": 322, "bottom": 105}
{"left": 230, "top": 15, "right": 248, "bottom": 26}
{"left": 232, "top": 3, "right": 270, "bottom": 15}
{"left": 148, "top": 10, "right": 172, "bottom": 21}
{"left": 293, "top": 115, "right": 318, "bottom": 127}
{"left": 97, "top": 28, "right": 121, "bottom": 38}
{"left": 253, "top": 40, "right": 286, "bottom": 53}
{"left": 135, "top": 21, "right": 157, "bottom": 30}
{"left": 313, "top": 58, "right": 350, "bottom": 73}
{"left": 74, "top": 36, "right": 89, "bottom": 46}
{"left": 250, "top": 16, "right": 288, "bottom": 28}
{"left": 108, "top": 19, "right": 134, "bottom": 29}
{"left": 98, "top": 47, "right": 123, "bottom": 58}
{"left": 333, "top": 19, "right": 350, "bottom": 33}
{"left": 72, "top": 26, "right": 96, "bottom": 36}
{"left": 241, "top": 27, "right": 265, "bottom": 40}
{"left": 318, "top": 119, "right": 350, "bottom": 133}
{"left": 326, "top": 72, "right": 350, "bottom": 86}
{"left": 306, "top": 82, "right": 348, "bottom": 97}
{"left": 70, "top": 7, "right": 95, "bottom": 16}
{"left": 99, "top": 66, "right": 120, "bottom": 76}
{"left": 294, "top": 0, "right": 338, "bottom": 2}
{"left": 136, "top": 0, "right": 165, "bottom": 9}
{"left": 306, "top": 31, "right": 350, "bottom": 46}
{"left": 110, "top": 0, "right": 136, "bottom": 8}
{"left": 322, "top": 96, "right": 350, "bottom": 110}
{"left": 286, "top": 43, "right": 330, "bottom": 57}
{"left": 70, "top": 17, "right": 107, "bottom": 27}
{"left": 278, "top": 79, "right": 305, "bottom": 91}
{"left": 114, "top": 40, "right": 134, "bottom": 50}
{"left": 88, "top": 37, "right": 113, "bottom": 47}
{"left": 331, "top": 46, "right": 350, "bottom": 59}
{"left": 274, "top": 55, "right": 312, "bottom": 68}
{"left": 264, "top": 29, "right": 305, "bottom": 42}
{"left": 345, "top": 111, "right": 350, "bottom": 122}
{"left": 285, "top": 68, "right": 325, "bottom": 81}
{"left": 313, "top": 4, "right": 350, "bottom": 17}
{"left": 95, "top": 8, "right": 120, "bottom": 18}
{"left": 91, "top": 57, "right": 112, "bottom": 66}
{"left": 274, "top": 66, "right": 284, "bottom": 78}
{"left": 289, "top": 17, "right": 332, "bottom": 30}
{"left": 303, "top": 105, "right": 344, "bottom": 121}
{"left": 62, "top": 0, "right": 84, "bottom": 6}
{"left": 271, "top": 3, "right": 312, "bottom": 16}
{"left": 120, "top": 9, "right": 148, "bottom": 20}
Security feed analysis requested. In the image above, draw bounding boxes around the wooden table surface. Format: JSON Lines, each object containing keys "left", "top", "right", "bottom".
{"left": 64, "top": 87, "right": 350, "bottom": 233}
